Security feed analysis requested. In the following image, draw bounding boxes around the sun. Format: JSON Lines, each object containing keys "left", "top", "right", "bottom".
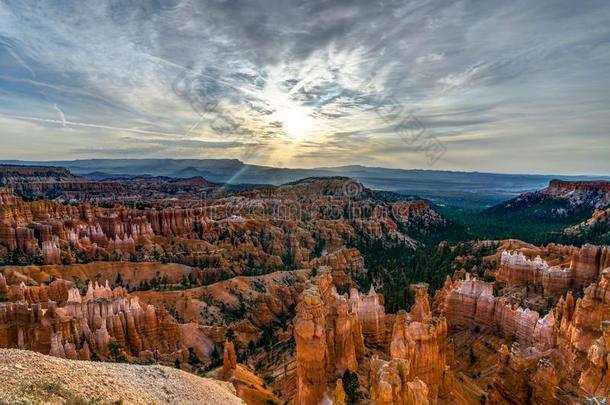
{"left": 269, "top": 105, "right": 318, "bottom": 142}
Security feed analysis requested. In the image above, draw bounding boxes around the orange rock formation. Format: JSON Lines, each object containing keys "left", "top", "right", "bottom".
{"left": 438, "top": 274, "right": 555, "bottom": 350}
{"left": 0, "top": 279, "right": 209, "bottom": 365}
{"left": 222, "top": 339, "right": 237, "bottom": 379}
{"left": 349, "top": 286, "right": 386, "bottom": 347}
{"left": 390, "top": 283, "right": 451, "bottom": 402}
{"left": 497, "top": 244, "right": 610, "bottom": 296}
{"left": 294, "top": 269, "right": 365, "bottom": 404}
{"left": 369, "top": 355, "right": 429, "bottom": 404}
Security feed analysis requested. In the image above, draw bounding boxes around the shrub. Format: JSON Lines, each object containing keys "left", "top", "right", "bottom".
{"left": 342, "top": 370, "right": 360, "bottom": 403}
{"left": 108, "top": 342, "right": 127, "bottom": 363}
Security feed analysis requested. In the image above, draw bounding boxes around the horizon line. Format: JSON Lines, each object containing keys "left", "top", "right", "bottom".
{"left": 1, "top": 158, "right": 610, "bottom": 179}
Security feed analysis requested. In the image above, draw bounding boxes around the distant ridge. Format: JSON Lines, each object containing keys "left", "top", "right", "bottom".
{"left": 171, "top": 166, "right": 219, "bottom": 179}
{"left": 3, "top": 159, "right": 609, "bottom": 206}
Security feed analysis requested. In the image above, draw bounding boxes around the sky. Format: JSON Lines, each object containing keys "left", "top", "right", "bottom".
{"left": 1, "top": 0, "right": 610, "bottom": 175}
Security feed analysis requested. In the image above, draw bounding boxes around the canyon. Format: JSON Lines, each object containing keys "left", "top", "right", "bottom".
{"left": 0, "top": 170, "right": 608, "bottom": 404}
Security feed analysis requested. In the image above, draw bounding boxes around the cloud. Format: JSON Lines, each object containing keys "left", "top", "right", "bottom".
{"left": 438, "top": 64, "right": 484, "bottom": 91}
{"left": 416, "top": 52, "right": 445, "bottom": 64}
{"left": 0, "top": 0, "right": 609, "bottom": 174}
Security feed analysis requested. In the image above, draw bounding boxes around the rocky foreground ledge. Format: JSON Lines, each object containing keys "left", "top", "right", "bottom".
{"left": 0, "top": 349, "right": 245, "bottom": 405}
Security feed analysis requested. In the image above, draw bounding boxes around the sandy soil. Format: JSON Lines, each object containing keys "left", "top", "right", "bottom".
{"left": 0, "top": 349, "right": 245, "bottom": 405}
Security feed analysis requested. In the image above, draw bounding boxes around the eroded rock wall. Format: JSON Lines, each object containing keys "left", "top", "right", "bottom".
{"left": 497, "top": 245, "right": 610, "bottom": 296}
{"left": 0, "top": 281, "right": 203, "bottom": 365}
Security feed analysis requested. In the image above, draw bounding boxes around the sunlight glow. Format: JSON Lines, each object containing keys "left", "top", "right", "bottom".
{"left": 268, "top": 106, "right": 318, "bottom": 142}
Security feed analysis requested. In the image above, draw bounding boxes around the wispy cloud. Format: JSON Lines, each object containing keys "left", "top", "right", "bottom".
{"left": 53, "top": 104, "right": 66, "bottom": 127}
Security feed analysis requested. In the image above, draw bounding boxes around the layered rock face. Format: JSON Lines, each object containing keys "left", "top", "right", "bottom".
{"left": 488, "top": 180, "right": 610, "bottom": 243}
{"left": 531, "top": 357, "right": 560, "bottom": 405}
{"left": 547, "top": 179, "right": 610, "bottom": 195}
{"left": 331, "top": 295, "right": 361, "bottom": 376}
{"left": 569, "top": 244, "right": 610, "bottom": 289}
{"left": 436, "top": 275, "right": 496, "bottom": 329}
{"left": 0, "top": 193, "right": 147, "bottom": 264}
{"left": 579, "top": 321, "right": 609, "bottom": 400}
{"left": 497, "top": 251, "right": 550, "bottom": 287}
{"left": 390, "top": 199, "right": 446, "bottom": 234}
{"left": 409, "top": 283, "right": 432, "bottom": 323}
{"left": 3, "top": 278, "right": 74, "bottom": 305}
{"left": 0, "top": 272, "right": 7, "bottom": 295}
{"left": 489, "top": 343, "right": 552, "bottom": 405}
{"left": 293, "top": 272, "right": 446, "bottom": 404}
{"left": 496, "top": 180, "right": 610, "bottom": 213}
{"left": 497, "top": 244, "right": 610, "bottom": 296}
{"left": 0, "top": 188, "right": 18, "bottom": 205}
{"left": 439, "top": 274, "right": 555, "bottom": 350}
{"left": 132, "top": 268, "right": 310, "bottom": 354}
{"left": 0, "top": 261, "right": 196, "bottom": 294}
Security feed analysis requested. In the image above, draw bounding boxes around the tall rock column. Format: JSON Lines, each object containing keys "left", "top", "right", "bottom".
{"left": 222, "top": 339, "right": 237, "bottom": 379}
{"left": 333, "top": 296, "right": 358, "bottom": 377}
{"left": 531, "top": 358, "right": 560, "bottom": 405}
{"left": 575, "top": 268, "right": 610, "bottom": 400}
{"left": 332, "top": 379, "right": 346, "bottom": 405}
{"left": 294, "top": 286, "right": 329, "bottom": 405}
{"left": 409, "top": 283, "right": 432, "bottom": 323}
{"left": 390, "top": 283, "right": 449, "bottom": 403}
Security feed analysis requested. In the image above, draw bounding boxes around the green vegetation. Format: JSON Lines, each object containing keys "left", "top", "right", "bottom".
{"left": 188, "top": 347, "right": 201, "bottom": 367}
{"left": 108, "top": 342, "right": 127, "bottom": 363}
{"left": 263, "top": 374, "right": 275, "bottom": 385}
{"left": 207, "top": 346, "right": 221, "bottom": 370}
{"left": 353, "top": 239, "right": 498, "bottom": 313}
{"left": 538, "top": 296, "right": 556, "bottom": 317}
{"left": 552, "top": 218, "right": 610, "bottom": 246}
{"left": 342, "top": 370, "right": 361, "bottom": 404}
{"left": 0, "top": 249, "right": 45, "bottom": 266}
{"left": 354, "top": 191, "right": 605, "bottom": 314}
{"left": 436, "top": 200, "right": 594, "bottom": 246}
{"left": 409, "top": 186, "right": 610, "bottom": 251}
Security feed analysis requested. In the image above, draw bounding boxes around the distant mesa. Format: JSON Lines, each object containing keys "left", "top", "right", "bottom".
{"left": 547, "top": 179, "right": 610, "bottom": 193}
{"left": 485, "top": 178, "right": 610, "bottom": 215}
